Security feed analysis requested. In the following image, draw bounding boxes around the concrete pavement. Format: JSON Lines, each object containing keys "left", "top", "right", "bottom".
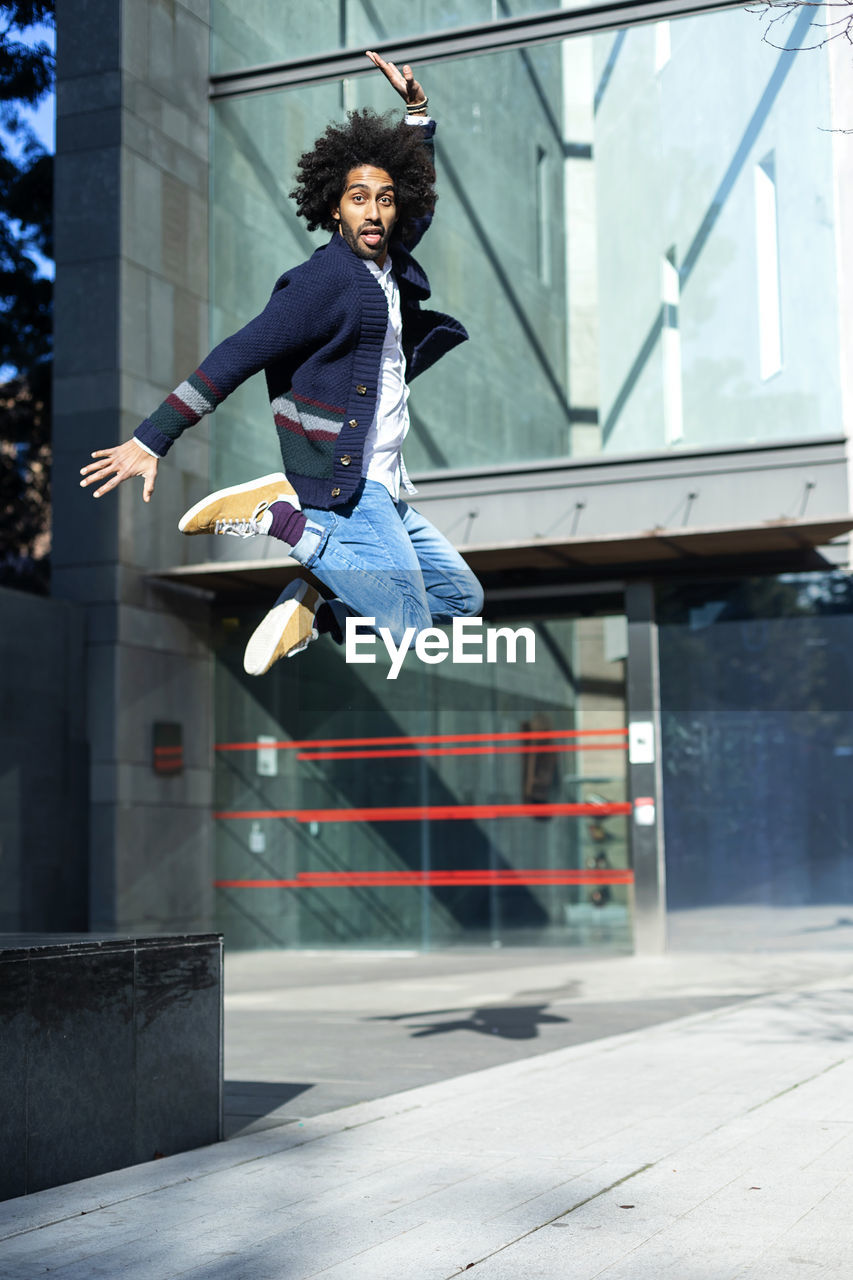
{"left": 222, "top": 945, "right": 853, "bottom": 1133}
{"left": 2, "top": 948, "right": 853, "bottom": 1278}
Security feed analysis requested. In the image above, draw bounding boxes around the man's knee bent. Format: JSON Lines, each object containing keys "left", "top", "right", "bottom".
{"left": 446, "top": 570, "right": 484, "bottom": 619}
{"left": 384, "top": 597, "right": 433, "bottom": 648}
{"left": 462, "top": 574, "right": 485, "bottom": 618}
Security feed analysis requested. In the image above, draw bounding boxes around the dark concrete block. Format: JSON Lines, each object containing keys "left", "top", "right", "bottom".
{"left": 0, "top": 591, "right": 89, "bottom": 935}
{"left": 26, "top": 948, "right": 135, "bottom": 1191}
{"left": 86, "top": 602, "right": 120, "bottom": 646}
{"left": 33, "top": 741, "right": 90, "bottom": 932}
{"left": 88, "top": 806, "right": 119, "bottom": 929}
{"left": 56, "top": 103, "right": 122, "bottom": 152}
{"left": 0, "top": 784, "right": 22, "bottom": 932}
{"left": 53, "top": 259, "right": 119, "bottom": 372}
{"left": 54, "top": 148, "right": 121, "bottom": 263}
{"left": 58, "top": 71, "right": 122, "bottom": 120}
{"left": 134, "top": 938, "right": 222, "bottom": 1161}
{"left": 51, "top": 563, "right": 119, "bottom": 606}
{"left": 51, "top": 409, "right": 121, "bottom": 460}
{"left": 56, "top": 0, "right": 121, "bottom": 77}
{"left": 51, "top": 369, "right": 119, "bottom": 416}
{"left": 50, "top": 470, "right": 120, "bottom": 570}
{"left": 0, "top": 934, "right": 222, "bottom": 1199}
{"left": 0, "top": 960, "right": 29, "bottom": 1200}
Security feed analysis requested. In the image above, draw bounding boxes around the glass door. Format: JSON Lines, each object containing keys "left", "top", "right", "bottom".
{"left": 213, "top": 604, "right": 631, "bottom": 951}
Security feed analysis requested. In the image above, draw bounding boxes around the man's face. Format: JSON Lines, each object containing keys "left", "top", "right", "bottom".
{"left": 331, "top": 165, "right": 397, "bottom": 266}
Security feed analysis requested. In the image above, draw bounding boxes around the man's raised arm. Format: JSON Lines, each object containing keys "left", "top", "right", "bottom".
{"left": 365, "top": 51, "right": 435, "bottom": 251}
{"left": 365, "top": 51, "right": 429, "bottom": 118}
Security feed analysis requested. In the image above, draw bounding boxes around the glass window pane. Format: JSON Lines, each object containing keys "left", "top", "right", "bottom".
{"left": 754, "top": 153, "right": 783, "bottom": 380}
{"left": 209, "top": 5, "right": 844, "bottom": 486}
{"left": 214, "top": 611, "right": 630, "bottom": 951}
{"left": 211, "top": 0, "right": 562, "bottom": 73}
{"left": 659, "top": 574, "right": 853, "bottom": 950}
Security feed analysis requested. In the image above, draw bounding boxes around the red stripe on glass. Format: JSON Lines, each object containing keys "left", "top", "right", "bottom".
{"left": 214, "top": 802, "right": 631, "bottom": 822}
{"left": 215, "top": 868, "right": 634, "bottom": 889}
{"left": 298, "top": 742, "right": 628, "bottom": 762}
{"left": 215, "top": 728, "right": 627, "bottom": 752}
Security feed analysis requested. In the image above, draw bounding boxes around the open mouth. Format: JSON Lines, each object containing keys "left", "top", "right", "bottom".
{"left": 360, "top": 228, "right": 384, "bottom": 248}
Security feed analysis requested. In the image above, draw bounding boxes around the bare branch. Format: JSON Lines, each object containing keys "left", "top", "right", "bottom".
{"left": 746, "top": 0, "right": 853, "bottom": 51}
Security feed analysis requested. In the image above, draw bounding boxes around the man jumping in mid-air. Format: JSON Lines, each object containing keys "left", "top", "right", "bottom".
{"left": 80, "top": 52, "right": 483, "bottom": 674}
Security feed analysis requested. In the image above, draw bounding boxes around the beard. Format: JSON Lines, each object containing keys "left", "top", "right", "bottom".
{"left": 338, "top": 218, "right": 392, "bottom": 261}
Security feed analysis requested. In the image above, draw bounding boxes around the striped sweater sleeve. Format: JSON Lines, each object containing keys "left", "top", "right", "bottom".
{"left": 134, "top": 279, "right": 302, "bottom": 457}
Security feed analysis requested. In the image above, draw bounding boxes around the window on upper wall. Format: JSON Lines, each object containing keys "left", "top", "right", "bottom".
{"left": 211, "top": 0, "right": 570, "bottom": 71}
{"left": 208, "top": 4, "right": 842, "bottom": 484}
{"left": 754, "top": 152, "right": 783, "bottom": 380}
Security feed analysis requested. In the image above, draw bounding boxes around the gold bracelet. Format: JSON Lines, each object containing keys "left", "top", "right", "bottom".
{"left": 406, "top": 97, "right": 428, "bottom": 113}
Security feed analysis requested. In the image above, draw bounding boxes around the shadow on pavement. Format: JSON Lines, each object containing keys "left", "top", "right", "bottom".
{"left": 224, "top": 1081, "right": 314, "bottom": 1137}
{"left": 796, "top": 916, "right": 853, "bottom": 935}
{"left": 370, "top": 1002, "right": 570, "bottom": 1041}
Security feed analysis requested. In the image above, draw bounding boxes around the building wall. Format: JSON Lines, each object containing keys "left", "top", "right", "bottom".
{"left": 47, "top": 0, "right": 853, "bottom": 950}
{"left": 53, "top": 0, "right": 217, "bottom": 933}
{"left": 0, "top": 588, "right": 88, "bottom": 931}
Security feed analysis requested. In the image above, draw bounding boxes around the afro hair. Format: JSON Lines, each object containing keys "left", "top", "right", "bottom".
{"left": 290, "top": 107, "right": 437, "bottom": 243}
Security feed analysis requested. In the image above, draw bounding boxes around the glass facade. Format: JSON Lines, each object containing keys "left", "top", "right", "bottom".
{"left": 213, "top": 608, "right": 630, "bottom": 950}
{"left": 205, "top": 2, "right": 853, "bottom": 953}
{"left": 593, "top": 13, "right": 842, "bottom": 454}
{"left": 209, "top": 4, "right": 844, "bottom": 487}
{"left": 659, "top": 573, "right": 853, "bottom": 950}
{"left": 211, "top": 0, "right": 559, "bottom": 73}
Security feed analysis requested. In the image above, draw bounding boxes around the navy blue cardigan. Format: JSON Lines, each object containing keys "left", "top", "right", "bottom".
{"left": 134, "top": 178, "right": 468, "bottom": 509}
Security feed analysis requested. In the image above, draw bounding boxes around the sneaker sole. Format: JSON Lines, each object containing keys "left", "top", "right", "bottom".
{"left": 243, "top": 584, "right": 320, "bottom": 676}
{"left": 178, "top": 472, "right": 300, "bottom": 534}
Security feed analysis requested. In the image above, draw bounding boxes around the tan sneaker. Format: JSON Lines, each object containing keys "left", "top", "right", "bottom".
{"left": 243, "top": 580, "right": 323, "bottom": 675}
{"left": 178, "top": 472, "right": 300, "bottom": 537}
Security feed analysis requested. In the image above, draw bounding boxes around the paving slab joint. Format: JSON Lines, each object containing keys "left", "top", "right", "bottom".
{"left": 439, "top": 1161, "right": 655, "bottom": 1277}
{"left": 745, "top": 1057, "right": 849, "bottom": 1114}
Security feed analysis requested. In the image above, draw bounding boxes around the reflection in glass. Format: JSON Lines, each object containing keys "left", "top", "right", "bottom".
{"left": 211, "top": 0, "right": 565, "bottom": 73}
{"left": 659, "top": 574, "right": 853, "bottom": 950}
{"left": 213, "top": 612, "right": 629, "bottom": 951}
{"left": 209, "top": 5, "right": 842, "bottom": 484}
{"left": 661, "top": 247, "right": 683, "bottom": 445}
{"left": 754, "top": 152, "right": 782, "bottom": 380}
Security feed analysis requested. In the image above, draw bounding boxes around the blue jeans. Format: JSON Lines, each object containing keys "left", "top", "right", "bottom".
{"left": 289, "top": 478, "right": 484, "bottom": 645}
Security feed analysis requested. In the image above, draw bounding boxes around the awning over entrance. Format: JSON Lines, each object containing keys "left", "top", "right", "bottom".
{"left": 149, "top": 514, "right": 853, "bottom": 599}
{"left": 461, "top": 514, "right": 853, "bottom": 573}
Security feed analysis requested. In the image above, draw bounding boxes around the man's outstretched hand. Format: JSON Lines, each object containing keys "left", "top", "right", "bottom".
{"left": 80, "top": 439, "right": 158, "bottom": 502}
{"left": 365, "top": 50, "right": 426, "bottom": 109}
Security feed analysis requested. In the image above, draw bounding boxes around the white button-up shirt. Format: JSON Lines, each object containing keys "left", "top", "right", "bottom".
{"left": 361, "top": 255, "right": 417, "bottom": 501}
